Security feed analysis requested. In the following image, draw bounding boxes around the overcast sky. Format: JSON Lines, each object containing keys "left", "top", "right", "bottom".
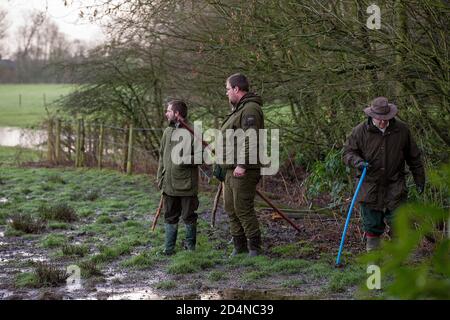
{"left": 1, "top": 0, "right": 105, "bottom": 57}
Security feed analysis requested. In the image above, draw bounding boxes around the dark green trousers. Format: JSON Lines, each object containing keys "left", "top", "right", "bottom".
{"left": 223, "top": 169, "right": 261, "bottom": 239}
{"left": 163, "top": 194, "right": 199, "bottom": 225}
{"left": 360, "top": 204, "right": 395, "bottom": 236}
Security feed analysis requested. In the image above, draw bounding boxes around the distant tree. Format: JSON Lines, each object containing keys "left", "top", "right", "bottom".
{"left": 0, "top": 6, "right": 8, "bottom": 57}
{"left": 63, "top": 0, "right": 449, "bottom": 163}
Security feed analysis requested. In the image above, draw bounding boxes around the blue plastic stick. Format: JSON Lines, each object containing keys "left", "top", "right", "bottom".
{"left": 336, "top": 166, "right": 367, "bottom": 266}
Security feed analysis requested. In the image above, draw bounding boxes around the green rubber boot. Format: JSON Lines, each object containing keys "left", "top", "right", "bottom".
{"left": 185, "top": 223, "right": 197, "bottom": 251}
{"left": 164, "top": 223, "right": 178, "bottom": 255}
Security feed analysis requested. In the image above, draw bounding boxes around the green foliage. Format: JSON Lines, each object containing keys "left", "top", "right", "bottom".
{"left": 360, "top": 164, "right": 450, "bottom": 299}
{"left": 304, "top": 149, "right": 348, "bottom": 202}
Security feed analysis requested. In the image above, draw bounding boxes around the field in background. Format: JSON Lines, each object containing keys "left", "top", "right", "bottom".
{"left": 0, "top": 84, "right": 75, "bottom": 128}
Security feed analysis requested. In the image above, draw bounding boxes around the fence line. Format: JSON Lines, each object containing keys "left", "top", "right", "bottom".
{"left": 44, "top": 118, "right": 212, "bottom": 183}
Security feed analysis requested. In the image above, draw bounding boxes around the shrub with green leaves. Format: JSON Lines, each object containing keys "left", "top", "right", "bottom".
{"left": 304, "top": 149, "right": 348, "bottom": 203}
{"left": 360, "top": 164, "right": 450, "bottom": 299}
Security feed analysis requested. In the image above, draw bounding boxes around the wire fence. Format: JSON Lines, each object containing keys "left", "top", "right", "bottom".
{"left": 43, "top": 118, "right": 214, "bottom": 183}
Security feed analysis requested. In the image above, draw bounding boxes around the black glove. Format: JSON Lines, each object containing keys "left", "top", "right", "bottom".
{"left": 356, "top": 160, "right": 370, "bottom": 170}
{"left": 213, "top": 164, "right": 225, "bottom": 182}
{"left": 416, "top": 184, "right": 425, "bottom": 195}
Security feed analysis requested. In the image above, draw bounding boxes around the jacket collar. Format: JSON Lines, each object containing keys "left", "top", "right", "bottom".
{"left": 366, "top": 117, "right": 399, "bottom": 134}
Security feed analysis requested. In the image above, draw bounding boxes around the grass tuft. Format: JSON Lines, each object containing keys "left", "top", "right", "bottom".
{"left": 38, "top": 203, "right": 78, "bottom": 222}
{"left": 8, "top": 213, "right": 46, "bottom": 234}
{"left": 15, "top": 262, "right": 68, "bottom": 288}
{"left": 61, "top": 244, "right": 89, "bottom": 257}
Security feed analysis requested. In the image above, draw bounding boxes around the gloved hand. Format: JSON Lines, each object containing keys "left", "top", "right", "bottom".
{"left": 213, "top": 164, "right": 225, "bottom": 182}
{"left": 356, "top": 160, "right": 370, "bottom": 170}
{"left": 416, "top": 184, "right": 425, "bottom": 195}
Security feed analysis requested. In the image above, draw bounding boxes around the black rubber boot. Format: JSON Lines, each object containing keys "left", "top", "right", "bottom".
{"left": 164, "top": 223, "right": 178, "bottom": 255}
{"left": 185, "top": 223, "right": 197, "bottom": 251}
{"left": 230, "top": 235, "right": 248, "bottom": 257}
{"left": 248, "top": 234, "right": 262, "bottom": 257}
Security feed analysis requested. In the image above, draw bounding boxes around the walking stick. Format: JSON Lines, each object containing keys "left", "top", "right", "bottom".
{"left": 176, "top": 118, "right": 301, "bottom": 233}
{"left": 335, "top": 166, "right": 367, "bottom": 266}
{"left": 151, "top": 196, "right": 164, "bottom": 232}
{"left": 211, "top": 182, "right": 223, "bottom": 227}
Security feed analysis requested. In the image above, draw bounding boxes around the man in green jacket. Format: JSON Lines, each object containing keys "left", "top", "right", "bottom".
{"left": 157, "top": 100, "right": 199, "bottom": 255}
{"left": 216, "top": 73, "right": 264, "bottom": 257}
{"left": 343, "top": 97, "right": 425, "bottom": 251}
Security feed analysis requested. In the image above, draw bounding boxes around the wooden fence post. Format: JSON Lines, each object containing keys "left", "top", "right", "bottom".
{"left": 19, "top": 94, "right": 22, "bottom": 107}
{"left": 127, "top": 124, "right": 134, "bottom": 175}
{"left": 80, "top": 119, "right": 85, "bottom": 167}
{"left": 55, "top": 119, "right": 61, "bottom": 164}
{"left": 98, "top": 123, "right": 104, "bottom": 169}
{"left": 123, "top": 124, "right": 129, "bottom": 172}
{"left": 47, "top": 119, "right": 54, "bottom": 163}
{"left": 75, "top": 118, "right": 81, "bottom": 167}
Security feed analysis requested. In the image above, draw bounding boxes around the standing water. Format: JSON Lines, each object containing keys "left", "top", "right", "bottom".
{"left": 0, "top": 127, "right": 46, "bottom": 149}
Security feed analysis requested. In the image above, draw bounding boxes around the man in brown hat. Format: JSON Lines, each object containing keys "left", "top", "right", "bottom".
{"left": 343, "top": 97, "right": 425, "bottom": 251}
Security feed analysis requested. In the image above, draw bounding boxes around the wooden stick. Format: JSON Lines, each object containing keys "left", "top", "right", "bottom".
{"left": 211, "top": 182, "right": 223, "bottom": 227}
{"left": 255, "top": 190, "right": 301, "bottom": 232}
{"left": 151, "top": 196, "right": 164, "bottom": 232}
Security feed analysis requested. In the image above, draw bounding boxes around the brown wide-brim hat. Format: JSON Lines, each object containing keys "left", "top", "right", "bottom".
{"left": 364, "top": 96, "right": 398, "bottom": 120}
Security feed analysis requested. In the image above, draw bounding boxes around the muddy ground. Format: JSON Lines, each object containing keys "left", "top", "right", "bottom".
{"left": 0, "top": 209, "right": 366, "bottom": 300}
{"left": 0, "top": 165, "right": 377, "bottom": 300}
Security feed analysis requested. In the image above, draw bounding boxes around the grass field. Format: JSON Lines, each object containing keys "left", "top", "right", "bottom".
{"left": 0, "top": 84, "right": 76, "bottom": 128}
